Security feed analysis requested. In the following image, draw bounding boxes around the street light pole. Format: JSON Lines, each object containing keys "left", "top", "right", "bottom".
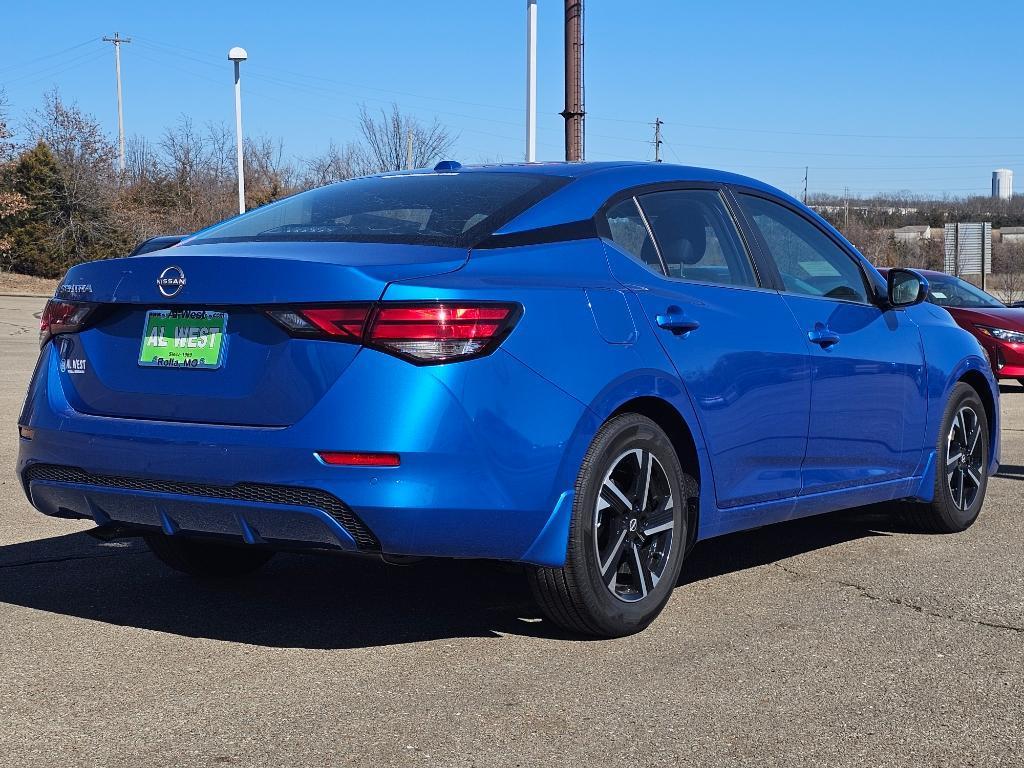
{"left": 526, "top": 0, "right": 537, "bottom": 162}
{"left": 228, "top": 46, "right": 248, "bottom": 215}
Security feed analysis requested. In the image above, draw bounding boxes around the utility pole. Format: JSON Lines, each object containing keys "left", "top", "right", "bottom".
{"left": 228, "top": 47, "right": 248, "bottom": 215}
{"left": 561, "top": 0, "right": 585, "bottom": 161}
{"left": 525, "top": 0, "right": 538, "bottom": 162}
{"left": 652, "top": 118, "right": 663, "bottom": 162}
{"left": 844, "top": 186, "right": 849, "bottom": 230}
{"left": 802, "top": 166, "right": 808, "bottom": 204}
{"left": 102, "top": 33, "right": 131, "bottom": 173}
{"left": 406, "top": 127, "right": 414, "bottom": 170}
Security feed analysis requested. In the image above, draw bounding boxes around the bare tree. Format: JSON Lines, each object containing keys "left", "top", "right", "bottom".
{"left": 0, "top": 92, "right": 29, "bottom": 272}
{"left": 301, "top": 141, "right": 373, "bottom": 187}
{"left": 244, "top": 135, "right": 297, "bottom": 207}
{"left": 357, "top": 104, "right": 456, "bottom": 173}
{"left": 25, "top": 90, "right": 124, "bottom": 265}
{"left": 993, "top": 241, "right": 1024, "bottom": 304}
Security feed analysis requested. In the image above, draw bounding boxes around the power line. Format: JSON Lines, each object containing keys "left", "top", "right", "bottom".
{"left": 0, "top": 38, "right": 98, "bottom": 76}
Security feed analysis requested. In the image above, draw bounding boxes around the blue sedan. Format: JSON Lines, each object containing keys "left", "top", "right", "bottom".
{"left": 16, "top": 161, "right": 999, "bottom": 636}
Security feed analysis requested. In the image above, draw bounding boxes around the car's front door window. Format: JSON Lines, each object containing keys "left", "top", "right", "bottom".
{"left": 737, "top": 194, "right": 869, "bottom": 303}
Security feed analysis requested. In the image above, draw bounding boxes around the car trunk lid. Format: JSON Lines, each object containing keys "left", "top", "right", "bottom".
{"left": 51, "top": 241, "right": 467, "bottom": 426}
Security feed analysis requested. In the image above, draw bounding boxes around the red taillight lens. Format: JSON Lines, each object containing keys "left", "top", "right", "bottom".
{"left": 301, "top": 306, "right": 371, "bottom": 339}
{"left": 315, "top": 451, "right": 400, "bottom": 467}
{"left": 267, "top": 304, "right": 371, "bottom": 340}
{"left": 368, "top": 304, "right": 518, "bottom": 363}
{"left": 39, "top": 299, "right": 96, "bottom": 348}
{"left": 267, "top": 302, "right": 520, "bottom": 364}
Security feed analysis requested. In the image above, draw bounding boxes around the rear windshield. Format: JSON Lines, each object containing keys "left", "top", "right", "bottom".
{"left": 188, "top": 172, "right": 568, "bottom": 248}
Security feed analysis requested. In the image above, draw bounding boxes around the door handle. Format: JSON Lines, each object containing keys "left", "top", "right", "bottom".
{"left": 807, "top": 327, "right": 841, "bottom": 348}
{"left": 656, "top": 309, "right": 700, "bottom": 336}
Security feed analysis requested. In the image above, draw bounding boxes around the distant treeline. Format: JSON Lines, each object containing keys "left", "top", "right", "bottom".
{"left": 0, "top": 90, "right": 455, "bottom": 278}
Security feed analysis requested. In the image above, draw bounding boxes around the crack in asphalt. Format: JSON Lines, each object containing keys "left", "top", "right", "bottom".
{"left": 0, "top": 549, "right": 144, "bottom": 570}
{"left": 774, "top": 562, "right": 1024, "bottom": 634}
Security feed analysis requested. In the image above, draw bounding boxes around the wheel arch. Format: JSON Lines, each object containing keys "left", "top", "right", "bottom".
{"left": 960, "top": 369, "right": 994, "bottom": 428}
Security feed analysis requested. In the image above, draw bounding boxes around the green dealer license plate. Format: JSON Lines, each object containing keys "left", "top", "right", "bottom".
{"left": 139, "top": 309, "right": 228, "bottom": 370}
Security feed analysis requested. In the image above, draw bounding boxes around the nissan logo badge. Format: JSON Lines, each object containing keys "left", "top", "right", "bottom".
{"left": 157, "top": 265, "right": 186, "bottom": 298}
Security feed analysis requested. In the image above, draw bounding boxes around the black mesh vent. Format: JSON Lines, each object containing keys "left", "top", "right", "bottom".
{"left": 24, "top": 463, "right": 380, "bottom": 551}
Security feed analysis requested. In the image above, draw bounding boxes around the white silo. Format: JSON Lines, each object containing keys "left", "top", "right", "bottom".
{"left": 992, "top": 169, "right": 1013, "bottom": 200}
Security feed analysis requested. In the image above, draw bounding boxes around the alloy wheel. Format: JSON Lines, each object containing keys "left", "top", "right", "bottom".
{"left": 946, "top": 405, "right": 984, "bottom": 511}
{"left": 593, "top": 448, "right": 675, "bottom": 603}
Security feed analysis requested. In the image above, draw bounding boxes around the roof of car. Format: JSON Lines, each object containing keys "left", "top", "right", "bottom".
{"left": 417, "top": 160, "right": 773, "bottom": 185}
{"left": 419, "top": 161, "right": 797, "bottom": 235}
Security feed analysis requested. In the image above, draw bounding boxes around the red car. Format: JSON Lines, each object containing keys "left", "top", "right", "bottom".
{"left": 882, "top": 268, "right": 1024, "bottom": 384}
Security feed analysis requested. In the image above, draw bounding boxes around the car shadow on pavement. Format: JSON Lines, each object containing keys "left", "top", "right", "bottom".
{"left": 0, "top": 507, "right": 903, "bottom": 648}
{"left": 995, "top": 463, "right": 1024, "bottom": 481}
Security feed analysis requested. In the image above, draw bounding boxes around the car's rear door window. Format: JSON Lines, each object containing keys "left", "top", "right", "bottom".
{"left": 603, "top": 198, "right": 664, "bottom": 272}
{"left": 635, "top": 190, "right": 758, "bottom": 288}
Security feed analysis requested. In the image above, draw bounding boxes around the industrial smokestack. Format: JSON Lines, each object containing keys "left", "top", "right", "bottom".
{"left": 561, "top": 0, "right": 585, "bottom": 161}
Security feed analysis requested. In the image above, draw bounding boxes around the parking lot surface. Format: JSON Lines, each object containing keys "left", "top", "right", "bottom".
{"left": 1, "top": 294, "right": 1021, "bottom": 767}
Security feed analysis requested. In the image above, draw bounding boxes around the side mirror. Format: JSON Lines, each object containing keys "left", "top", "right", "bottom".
{"left": 887, "top": 268, "right": 929, "bottom": 308}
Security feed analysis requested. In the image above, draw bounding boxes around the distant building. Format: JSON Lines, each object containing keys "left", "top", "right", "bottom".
{"left": 893, "top": 225, "right": 932, "bottom": 242}
{"left": 992, "top": 169, "right": 1013, "bottom": 200}
{"left": 1001, "top": 226, "right": 1024, "bottom": 244}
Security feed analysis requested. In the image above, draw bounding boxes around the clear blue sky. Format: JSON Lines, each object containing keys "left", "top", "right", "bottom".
{"left": 2, "top": 0, "right": 1021, "bottom": 199}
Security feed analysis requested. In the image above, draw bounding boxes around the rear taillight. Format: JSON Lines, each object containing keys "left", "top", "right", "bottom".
{"left": 267, "top": 302, "right": 520, "bottom": 364}
{"left": 369, "top": 304, "right": 517, "bottom": 363}
{"left": 268, "top": 306, "right": 371, "bottom": 340}
{"left": 39, "top": 299, "right": 96, "bottom": 348}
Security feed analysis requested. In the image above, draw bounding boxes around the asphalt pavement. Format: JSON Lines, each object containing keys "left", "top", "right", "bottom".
{"left": 1, "top": 294, "right": 1021, "bottom": 767}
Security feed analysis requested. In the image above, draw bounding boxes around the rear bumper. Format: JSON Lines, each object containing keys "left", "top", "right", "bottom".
{"left": 24, "top": 463, "right": 372, "bottom": 551}
{"left": 17, "top": 343, "right": 592, "bottom": 566}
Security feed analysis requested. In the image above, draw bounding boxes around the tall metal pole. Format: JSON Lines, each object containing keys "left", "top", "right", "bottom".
{"left": 234, "top": 61, "right": 245, "bottom": 213}
{"left": 102, "top": 33, "right": 131, "bottom": 173}
{"left": 561, "top": 0, "right": 584, "bottom": 161}
{"left": 653, "top": 117, "right": 663, "bottom": 162}
{"left": 228, "top": 47, "right": 248, "bottom": 215}
{"left": 526, "top": 0, "right": 538, "bottom": 162}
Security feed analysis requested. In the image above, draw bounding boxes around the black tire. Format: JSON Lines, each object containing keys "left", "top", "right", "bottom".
{"left": 144, "top": 534, "right": 274, "bottom": 578}
{"left": 528, "top": 414, "right": 694, "bottom": 637}
{"left": 903, "top": 382, "right": 989, "bottom": 533}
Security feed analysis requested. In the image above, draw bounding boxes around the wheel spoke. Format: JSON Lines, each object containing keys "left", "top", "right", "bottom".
{"left": 600, "top": 478, "right": 633, "bottom": 517}
{"left": 956, "top": 467, "right": 965, "bottom": 509}
{"left": 966, "top": 466, "right": 982, "bottom": 488}
{"left": 639, "top": 450, "right": 654, "bottom": 511}
{"left": 946, "top": 450, "right": 962, "bottom": 467}
{"left": 643, "top": 494, "right": 674, "bottom": 537}
{"left": 968, "top": 424, "right": 981, "bottom": 459}
{"left": 631, "top": 543, "right": 652, "bottom": 598}
{"left": 599, "top": 529, "right": 627, "bottom": 586}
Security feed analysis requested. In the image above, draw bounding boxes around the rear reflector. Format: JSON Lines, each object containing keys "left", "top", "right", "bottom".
{"left": 39, "top": 299, "right": 97, "bottom": 348}
{"left": 316, "top": 451, "right": 400, "bottom": 467}
{"left": 268, "top": 302, "right": 520, "bottom": 364}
